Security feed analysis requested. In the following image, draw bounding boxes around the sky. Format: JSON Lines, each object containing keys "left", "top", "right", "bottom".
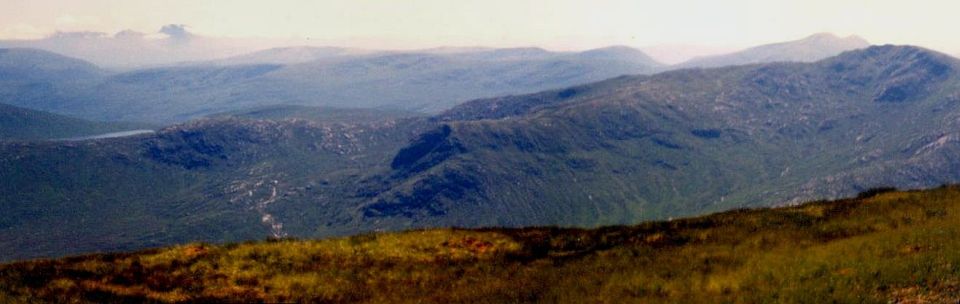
{"left": 1, "top": 0, "right": 958, "bottom": 57}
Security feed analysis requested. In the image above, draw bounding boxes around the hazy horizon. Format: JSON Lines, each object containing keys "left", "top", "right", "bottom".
{"left": 2, "top": 0, "right": 959, "bottom": 60}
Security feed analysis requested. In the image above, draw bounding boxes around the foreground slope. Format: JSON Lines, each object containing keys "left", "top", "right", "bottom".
{"left": 3, "top": 186, "right": 960, "bottom": 303}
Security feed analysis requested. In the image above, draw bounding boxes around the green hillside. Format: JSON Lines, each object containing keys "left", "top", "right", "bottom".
{"left": 0, "top": 103, "right": 152, "bottom": 140}
{"left": 0, "top": 116, "right": 431, "bottom": 261}
{"left": 2, "top": 186, "right": 960, "bottom": 303}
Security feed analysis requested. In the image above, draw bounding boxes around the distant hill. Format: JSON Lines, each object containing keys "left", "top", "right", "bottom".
{"left": 576, "top": 45, "right": 662, "bottom": 62}
{"left": 204, "top": 46, "right": 369, "bottom": 66}
{"left": 0, "top": 103, "right": 152, "bottom": 141}
{"left": 0, "top": 48, "right": 106, "bottom": 112}
{"left": 28, "top": 46, "right": 665, "bottom": 123}
{"left": 0, "top": 34, "right": 879, "bottom": 123}
{"left": 0, "top": 48, "right": 104, "bottom": 80}
{"left": 2, "top": 186, "right": 960, "bottom": 303}
{"left": 0, "top": 26, "right": 286, "bottom": 70}
{"left": 678, "top": 33, "right": 870, "bottom": 68}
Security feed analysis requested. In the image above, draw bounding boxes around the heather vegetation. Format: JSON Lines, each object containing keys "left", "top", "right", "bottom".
{"left": 3, "top": 186, "right": 960, "bottom": 303}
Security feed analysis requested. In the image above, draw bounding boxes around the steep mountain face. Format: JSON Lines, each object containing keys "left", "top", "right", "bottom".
{"left": 2, "top": 46, "right": 664, "bottom": 123}
{"left": 355, "top": 45, "right": 960, "bottom": 230}
{"left": 4, "top": 46, "right": 960, "bottom": 262}
{"left": 0, "top": 103, "right": 151, "bottom": 140}
{"left": 679, "top": 33, "right": 870, "bottom": 68}
{"left": 0, "top": 115, "right": 430, "bottom": 261}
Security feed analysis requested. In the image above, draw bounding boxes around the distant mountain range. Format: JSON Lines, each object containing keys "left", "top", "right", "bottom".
{"left": 0, "top": 25, "right": 284, "bottom": 70}
{"left": 0, "top": 45, "right": 666, "bottom": 123}
{"left": 0, "top": 33, "right": 877, "bottom": 124}
{"left": 201, "top": 46, "right": 370, "bottom": 66}
{"left": 0, "top": 28, "right": 874, "bottom": 72}
{"left": 4, "top": 45, "right": 960, "bottom": 261}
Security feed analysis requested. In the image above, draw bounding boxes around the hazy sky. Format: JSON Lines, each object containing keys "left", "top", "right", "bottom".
{"left": 1, "top": 0, "right": 958, "bottom": 53}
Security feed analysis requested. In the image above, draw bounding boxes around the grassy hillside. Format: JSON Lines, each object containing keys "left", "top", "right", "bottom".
{"left": 3, "top": 186, "right": 960, "bottom": 303}
{"left": 0, "top": 103, "right": 151, "bottom": 140}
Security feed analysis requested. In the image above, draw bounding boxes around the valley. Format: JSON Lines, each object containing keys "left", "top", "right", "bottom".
{"left": 4, "top": 45, "right": 960, "bottom": 263}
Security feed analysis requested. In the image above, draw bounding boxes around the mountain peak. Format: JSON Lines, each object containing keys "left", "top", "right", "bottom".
{"left": 799, "top": 32, "right": 869, "bottom": 46}
{"left": 159, "top": 24, "right": 193, "bottom": 40}
{"left": 578, "top": 46, "right": 663, "bottom": 66}
{"left": 804, "top": 32, "right": 840, "bottom": 39}
{"left": 679, "top": 33, "right": 871, "bottom": 68}
{"left": 829, "top": 44, "right": 956, "bottom": 66}
{"left": 0, "top": 48, "right": 101, "bottom": 72}
{"left": 822, "top": 45, "right": 957, "bottom": 103}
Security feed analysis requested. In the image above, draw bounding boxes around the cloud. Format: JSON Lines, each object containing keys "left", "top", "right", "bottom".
{"left": 49, "top": 31, "right": 108, "bottom": 39}
{"left": 159, "top": 24, "right": 192, "bottom": 40}
{"left": 0, "top": 23, "right": 47, "bottom": 39}
{"left": 114, "top": 30, "right": 146, "bottom": 40}
{"left": 54, "top": 14, "right": 103, "bottom": 31}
